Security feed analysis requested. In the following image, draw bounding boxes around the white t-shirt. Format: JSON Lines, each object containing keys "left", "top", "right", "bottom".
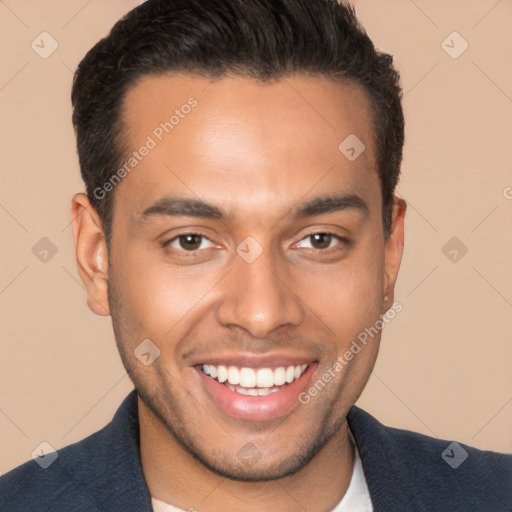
{"left": 152, "top": 429, "right": 373, "bottom": 512}
{"left": 330, "top": 442, "right": 373, "bottom": 511}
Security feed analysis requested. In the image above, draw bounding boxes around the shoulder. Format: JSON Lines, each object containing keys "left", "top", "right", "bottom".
{"left": 0, "top": 428, "right": 109, "bottom": 512}
{"left": 0, "top": 391, "right": 152, "bottom": 512}
{"left": 347, "top": 405, "right": 512, "bottom": 511}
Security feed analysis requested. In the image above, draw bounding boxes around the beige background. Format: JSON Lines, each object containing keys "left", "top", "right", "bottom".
{"left": 1, "top": 0, "right": 511, "bottom": 474}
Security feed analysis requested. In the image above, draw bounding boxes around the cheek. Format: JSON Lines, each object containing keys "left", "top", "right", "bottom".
{"left": 294, "top": 237, "right": 385, "bottom": 336}
{"left": 110, "top": 248, "right": 225, "bottom": 340}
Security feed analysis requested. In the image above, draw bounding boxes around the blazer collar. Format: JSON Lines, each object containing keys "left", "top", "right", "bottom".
{"left": 82, "top": 389, "right": 153, "bottom": 511}
{"left": 347, "top": 405, "right": 423, "bottom": 512}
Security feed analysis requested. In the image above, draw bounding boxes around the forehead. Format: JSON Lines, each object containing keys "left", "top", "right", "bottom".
{"left": 115, "top": 73, "right": 378, "bottom": 223}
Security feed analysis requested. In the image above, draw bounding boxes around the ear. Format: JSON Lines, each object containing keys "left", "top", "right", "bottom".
{"left": 70, "top": 193, "right": 111, "bottom": 316}
{"left": 383, "top": 196, "right": 406, "bottom": 308}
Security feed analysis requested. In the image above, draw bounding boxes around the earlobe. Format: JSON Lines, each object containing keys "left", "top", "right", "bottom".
{"left": 383, "top": 196, "right": 406, "bottom": 307}
{"left": 70, "top": 193, "right": 111, "bottom": 316}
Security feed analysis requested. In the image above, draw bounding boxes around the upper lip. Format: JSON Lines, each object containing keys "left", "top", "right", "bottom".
{"left": 189, "top": 353, "right": 317, "bottom": 369}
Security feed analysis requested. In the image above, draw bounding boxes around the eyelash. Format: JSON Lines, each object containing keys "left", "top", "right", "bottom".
{"left": 162, "top": 232, "right": 350, "bottom": 253}
{"left": 295, "top": 232, "right": 350, "bottom": 251}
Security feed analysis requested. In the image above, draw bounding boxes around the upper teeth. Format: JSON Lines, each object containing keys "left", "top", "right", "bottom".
{"left": 202, "top": 364, "right": 308, "bottom": 388}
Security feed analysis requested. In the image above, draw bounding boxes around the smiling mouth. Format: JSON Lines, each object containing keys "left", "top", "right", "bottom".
{"left": 199, "top": 363, "right": 309, "bottom": 396}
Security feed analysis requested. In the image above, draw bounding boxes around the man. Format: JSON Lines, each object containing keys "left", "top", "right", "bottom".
{"left": 0, "top": 0, "right": 510, "bottom": 510}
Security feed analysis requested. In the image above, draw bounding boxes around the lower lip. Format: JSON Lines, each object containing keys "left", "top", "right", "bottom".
{"left": 196, "top": 365, "right": 316, "bottom": 422}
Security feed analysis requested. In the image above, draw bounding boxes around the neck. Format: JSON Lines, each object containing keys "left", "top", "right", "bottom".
{"left": 139, "top": 397, "right": 355, "bottom": 512}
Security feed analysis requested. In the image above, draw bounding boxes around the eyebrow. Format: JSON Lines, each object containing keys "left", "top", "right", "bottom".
{"left": 138, "top": 193, "right": 369, "bottom": 223}
{"left": 292, "top": 194, "right": 369, "bottom": 219}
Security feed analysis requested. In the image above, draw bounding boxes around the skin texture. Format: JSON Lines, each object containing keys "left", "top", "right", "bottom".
{"left": 71, "top": 74, "right": 406, "bottom": 511}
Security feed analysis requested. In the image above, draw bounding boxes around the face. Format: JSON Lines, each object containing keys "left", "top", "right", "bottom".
{"left": 74, "top": 73, "right": 405, "bottom": 481}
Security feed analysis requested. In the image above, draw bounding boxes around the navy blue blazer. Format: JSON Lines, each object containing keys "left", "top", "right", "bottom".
{"left": 1, "top": 390, "right": 511, "bottom": 511}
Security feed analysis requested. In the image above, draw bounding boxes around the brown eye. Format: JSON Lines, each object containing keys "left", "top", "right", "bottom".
{"left": 295, "top": 232, "right": 349, "bottom": 252}
{"left": 164, "top": 233, "right": 215, "bottom": 252}
{"left": 309, "top": 233, "right": 333, "bottom": 249}
{"left": 178, "top": 234, "right": 203, "bottom": 251}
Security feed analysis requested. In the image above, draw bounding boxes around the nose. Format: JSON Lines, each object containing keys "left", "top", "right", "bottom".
{"left": 215, "top": 245, "right": 305, "bottom": 339}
